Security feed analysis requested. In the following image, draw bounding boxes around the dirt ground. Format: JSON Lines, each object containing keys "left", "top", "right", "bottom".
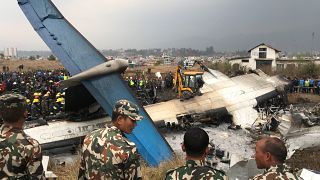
{"left": 286, "top": 147, "right": 320, "bottom": 171}
{"left": 0, "top": 59, "right": 64, "bottom": 72}
{"left": 0, "top": 59, "right": 178, "bottom": 74}
{"left": 288, "top": 93, "right": 320, "bottom": 104}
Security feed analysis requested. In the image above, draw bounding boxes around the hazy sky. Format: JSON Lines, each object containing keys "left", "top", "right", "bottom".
{"left": 1, "top": 0, "right": 320, "bottom": 52}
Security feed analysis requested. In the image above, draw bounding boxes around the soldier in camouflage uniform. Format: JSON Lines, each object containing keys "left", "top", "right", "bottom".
{"left": 78, "top": 99, "right": 143, "bottom": 180}
{"left": 0, "top": 93, "right": 45, "bottom": 179}
{"left": 251, "top": 137, "right": 301, "bottom": 180}
{"left": 166, "top": 128, "right": 227, "bottom": 180}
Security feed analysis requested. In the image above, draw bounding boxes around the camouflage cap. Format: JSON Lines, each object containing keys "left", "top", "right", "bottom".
{"left": 0, "top": 93, "right": 27, "bottom": 109}
{"left": 113, "top": 99, "right": 143, "bottom": 121}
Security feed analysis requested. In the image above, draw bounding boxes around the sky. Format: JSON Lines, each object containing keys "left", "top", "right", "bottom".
{"left": 1, "top": 0, "right": 320, "bottom": 52}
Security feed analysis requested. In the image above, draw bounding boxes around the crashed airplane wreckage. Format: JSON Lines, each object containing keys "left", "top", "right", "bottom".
{"left": 17, "top": 0, "right": 289, "bottom": 166}
{"left": 64, "top": 64, "right": 289, "bottom": 130}
{"left": 23, "top": 62, "right": 289, "bottom": 157}
{"left": 146, "top": 68, "right": 289, "bottom": 129}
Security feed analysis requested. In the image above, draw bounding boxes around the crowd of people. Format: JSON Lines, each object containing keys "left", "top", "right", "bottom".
{"left": 0, "top": 68, "right": 177, "bottom": 120}
{"left": 123, "top": 72, "right": 175, "bottom": 104}
{"left": 0, "top": 70, "right": 70, "bottom": 120}
{"left": 0, "top": 96, "right": 302, "bottom": 179}
{"left": 289, "top": 77, "right": 320, "bottom": 94}
{"left": 124, "top": 72, "right": 174, "bottom": 91}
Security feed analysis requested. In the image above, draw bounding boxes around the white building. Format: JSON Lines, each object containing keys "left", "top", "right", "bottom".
{"left": 229, "top": 43, "right": 320, "bottom": 72}
{"left": 162, "top": 53, "right": 172, "bottom": 65}
{"left": 4, "top": 47, "right": 18, "bottom": 59}
{"left": 247, "top": 43, "right": 281, "bottom": 72}
{"left": 229, "top": 43, "right": 281, "bottom": 72}
{"left": 183, "top": 57, "right": 196, "bottom": 68}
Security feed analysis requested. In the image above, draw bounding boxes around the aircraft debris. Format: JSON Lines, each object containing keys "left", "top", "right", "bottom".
{"left": 227, "top": 159, "right": 263, "bottom": 180}
{"left": 298, "top": 168, "right": 320, "bottom": 180}
{"left": 205, "top": 140, "right": 231, "bottom": 167}
{"left": 42, "top": 156, "right": 58, "bottom": 179}
{"left": 251, "top": 103, "right": 320, "bottom": 159}
{"left": 165, "top": 124, "right": 255, "bottom": 172}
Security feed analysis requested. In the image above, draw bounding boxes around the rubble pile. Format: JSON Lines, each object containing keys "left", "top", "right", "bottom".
{"left": 164, "top": 124, "right": 254, "bottom": 172}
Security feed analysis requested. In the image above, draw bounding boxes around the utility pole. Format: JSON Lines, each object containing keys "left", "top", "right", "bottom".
{"left": 312, "top": 32, "right": 315, "bottom": 58}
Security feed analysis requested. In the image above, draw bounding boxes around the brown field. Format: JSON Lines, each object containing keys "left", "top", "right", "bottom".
{"left": 0, "top": 59, "right": 64, "bottom": 72}
{"left": 0, "top": 59, "right": 179, "bottom": 75}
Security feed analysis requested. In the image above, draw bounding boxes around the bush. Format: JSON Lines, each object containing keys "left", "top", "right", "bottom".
{"left": 28, "top": 56, "right": 36, "bottom": 60}
{"left": 278, "top": 62, "right": 320, "bottom": 78}
{"left": 154, "top": 60, "right": 162, "bottom": 66}
{"left": 48, "top": 54, "right": 56, "bottom": 61}
{"left": 208, "top": 62, "right": 232, "bottom": 74}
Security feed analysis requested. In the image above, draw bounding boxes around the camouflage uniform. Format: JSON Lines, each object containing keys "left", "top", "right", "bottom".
{"left": 0, "top": 94, "right": 44, "bottom": 179}
{"left": 251, "top": 164, "right": 302, "bottom": 180}
{"left": 78, "top": 99, "right": 143, "bottom": 180}
{"left": 165, "top": 159, "right": 227, "bottom": 180}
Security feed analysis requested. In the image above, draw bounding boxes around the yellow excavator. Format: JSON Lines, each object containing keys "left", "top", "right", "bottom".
{"left": 173, "top": 65, "right": 204, "bottom": 100}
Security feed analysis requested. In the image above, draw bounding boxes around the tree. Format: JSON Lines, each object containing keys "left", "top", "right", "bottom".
{"left": 154, "top": 60, "right": 162, "bottom": 66}
{"left": 48, "top": 54, "right": 56, "bottom": 61}
{"left": 0, "top": 53, "right": 4, "bottom": 59}
{"left": 208, "top": 62, "right": 232, "bottom": 74}
{"left": 298, "top": 62, "right": 320, "bottom": 77}
{"left": 28, "top": 56, "right": 36, "bottom": 60}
